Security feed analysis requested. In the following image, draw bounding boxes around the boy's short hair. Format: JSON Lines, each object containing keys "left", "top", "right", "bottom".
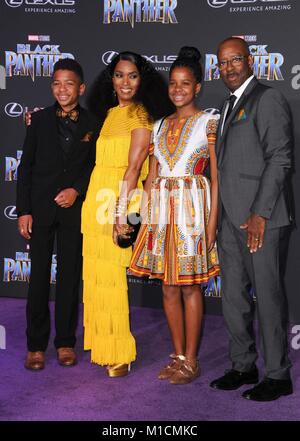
{"left": 53, "top": 58, "right": 84, "bottom": 83}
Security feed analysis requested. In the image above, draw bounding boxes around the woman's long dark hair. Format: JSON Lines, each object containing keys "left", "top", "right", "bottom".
{"left": 87, "top": 51, "right": 174, "bottom": 127}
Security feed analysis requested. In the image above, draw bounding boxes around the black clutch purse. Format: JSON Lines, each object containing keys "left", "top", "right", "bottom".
{"left": 117, "top": 212, "right": 141, "bottom": 248}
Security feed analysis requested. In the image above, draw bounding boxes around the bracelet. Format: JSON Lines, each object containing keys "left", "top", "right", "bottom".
{"left": 114, "top": 197, "right": 128, "bottom": 219}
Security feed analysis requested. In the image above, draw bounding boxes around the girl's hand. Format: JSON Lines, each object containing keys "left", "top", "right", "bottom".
{"left": 206, "top": 221, "right": 217, "bottom": 252}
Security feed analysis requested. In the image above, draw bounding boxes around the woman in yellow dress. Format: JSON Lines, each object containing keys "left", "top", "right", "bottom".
{"left": 81, "top": 52, "right": 173, "bottom": 377}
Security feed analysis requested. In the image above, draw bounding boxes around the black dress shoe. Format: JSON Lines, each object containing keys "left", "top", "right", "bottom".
{"left": 210, "top": 367, "right": 259, "bottom": 390}
{"left": 242, "top": 378, "right": 293, "bottom": 401}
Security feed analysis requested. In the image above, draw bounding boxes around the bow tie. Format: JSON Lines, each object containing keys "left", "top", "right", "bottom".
{"left": 56, "top": 108, "right": 79, "bottom": 122}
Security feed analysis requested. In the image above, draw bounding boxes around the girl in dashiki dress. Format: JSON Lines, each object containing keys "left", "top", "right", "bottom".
{"left": 130, "top": 47, "right": 220, "bottom": 384}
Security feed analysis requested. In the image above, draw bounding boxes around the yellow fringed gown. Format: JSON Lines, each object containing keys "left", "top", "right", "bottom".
{"left": 81, "top": 103, "right": 152, "bottom": 365}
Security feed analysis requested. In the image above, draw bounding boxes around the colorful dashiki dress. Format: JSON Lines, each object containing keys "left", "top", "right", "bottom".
{"left": 129, "top": 111, "right": 220, "bottom": 286}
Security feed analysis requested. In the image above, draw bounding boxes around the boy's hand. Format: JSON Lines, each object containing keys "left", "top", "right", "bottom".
{"left": 24, "top": 111, "right": 32, "bottom": 126}
{"left": 54, "top": 188, "right": 78, "bottom": 208}
{"left": 18, "top": 215, "right": 33, "bottom": 239}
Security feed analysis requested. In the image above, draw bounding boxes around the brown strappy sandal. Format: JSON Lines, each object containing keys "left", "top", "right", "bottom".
{"left": 158, "top": 354, "right": 185, "bottom": 380}
{"left": 169, "top": 358, "right": 200, "bottom": 385}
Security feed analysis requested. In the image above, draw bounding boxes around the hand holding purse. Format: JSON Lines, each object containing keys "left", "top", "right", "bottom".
{"left": 117, "top": 212, "right": 141, "bottom": 248}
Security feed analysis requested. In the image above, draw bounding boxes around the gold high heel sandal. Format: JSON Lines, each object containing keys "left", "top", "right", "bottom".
{"left": 106, "top": 363, "right": 131, "bottom": 378}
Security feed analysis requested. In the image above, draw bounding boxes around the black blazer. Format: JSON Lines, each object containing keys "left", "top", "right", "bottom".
{"left": 16, "top": 105, "right": 100, "bottom": 226}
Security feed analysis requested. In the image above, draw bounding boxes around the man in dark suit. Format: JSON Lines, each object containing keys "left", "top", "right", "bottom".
{"left": 210, "top": 37, "right": 293, "bottom": 401}
{"left": 17, "top": 59, "right": 99, "bottom": 370}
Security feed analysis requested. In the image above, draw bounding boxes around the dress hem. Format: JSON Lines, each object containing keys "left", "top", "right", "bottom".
{"left": 128, "top": 265, "right": 220, "bottom": 286}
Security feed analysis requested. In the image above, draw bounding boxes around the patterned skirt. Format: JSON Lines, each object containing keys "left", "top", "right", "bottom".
{"left": 129, "top": 174, "right": 220, "bottom": 285}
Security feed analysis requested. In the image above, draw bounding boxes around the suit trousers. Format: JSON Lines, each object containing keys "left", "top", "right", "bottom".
{"left": 26, "top": 212, "right": 82, "bottom": 351}
{"left": 217, "top": 211, "right": 292, "bottom": 380}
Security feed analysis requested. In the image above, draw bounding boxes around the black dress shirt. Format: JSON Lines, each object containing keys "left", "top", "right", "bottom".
{"left": 56, "top": 103, "right": 80, "bottom": 158}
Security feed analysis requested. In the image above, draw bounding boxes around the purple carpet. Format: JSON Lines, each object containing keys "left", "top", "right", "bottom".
{"left": 0, "top": 298, "right": 298, "bottom": 421}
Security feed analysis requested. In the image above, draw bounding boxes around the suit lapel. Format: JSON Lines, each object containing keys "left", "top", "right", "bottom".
{"left": 217, "top": 78, "right": 258, "bottom": 165}
{"left": 216, "top": 100, "right": 227, "bottom": 156}
{"left": 49, "top": 105, "right": 61, "bottom": 152}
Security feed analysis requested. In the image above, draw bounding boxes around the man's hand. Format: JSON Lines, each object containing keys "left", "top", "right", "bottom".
{"left": 18, "top": 214, "right": 33, "bottom": 239}
{"left": 240, "top": 213, "right": 266, "bottom": 253}
{"left": 54, "top": 188, "right": 78, "bottom": 208}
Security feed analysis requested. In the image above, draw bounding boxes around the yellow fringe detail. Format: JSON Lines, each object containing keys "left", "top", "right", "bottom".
{"left": 86, "top": 334, "right": 136, "bottom": 366}
{"left": 83, "top": 284, "right": 129, "bottom": 312}
{"left": 83, "top": 307, "right": 136, "bottom": 365}
{"left": 81, "top": 165, "right": 146, "bottom": 236}
{"left": 82, "top": 260, "right": 136, "bottom": 365}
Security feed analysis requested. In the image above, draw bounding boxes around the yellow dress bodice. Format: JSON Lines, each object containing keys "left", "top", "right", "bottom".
{"left": 81, "top": 103, "right": 153, "bottom": 261}
{"left": 95, "top": 103, "right": 152, "bottom": 175}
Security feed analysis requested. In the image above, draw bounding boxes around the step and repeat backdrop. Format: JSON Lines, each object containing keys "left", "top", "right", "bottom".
{"left": 1, "top": 0, "right": 300, "bottom": 320}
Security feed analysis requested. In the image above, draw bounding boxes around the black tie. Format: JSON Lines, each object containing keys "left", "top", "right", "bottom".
{"left": 224, "top": 95, "right": 237, "bottom": 122}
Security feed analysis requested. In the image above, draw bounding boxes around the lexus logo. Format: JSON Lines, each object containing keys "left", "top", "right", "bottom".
{"left": 5, "top": 0, "right": 75, "bottom": 6}
{"left": 4, "top": 206, "right": 17, "bottom": 220}
{"left": 207, "top": 0, "right": 227, "bottom": 7}
{"left": 102, "top": 51, "right": 119, "bottom": 66}
{"left": 102, "top": 50, "right": 177, "bottom": 66}
{"left": 5, "top": 0, "right": 23, "bottom": 6}
{"left": 207, "top": 0, "right": 288, "bottom": 7}
{"left": 5, "top": 102, "right": 23, "bottom": 118}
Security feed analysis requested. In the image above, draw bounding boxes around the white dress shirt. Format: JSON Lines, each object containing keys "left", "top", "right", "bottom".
{"left": 221, "top": 75, "right": 254, "bottom": 134}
